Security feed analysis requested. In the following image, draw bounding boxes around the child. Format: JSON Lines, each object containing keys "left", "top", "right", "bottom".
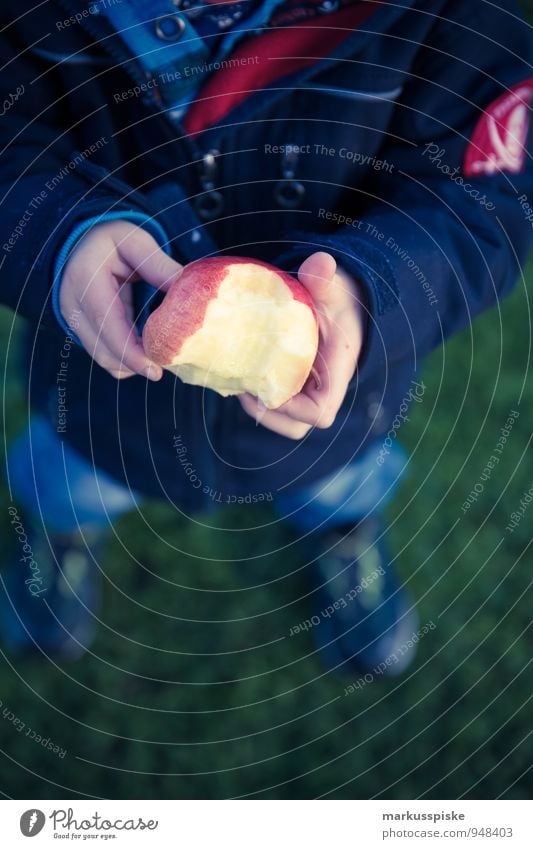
{"left": 1, "top": 0, "right": 532, "bottom": 672}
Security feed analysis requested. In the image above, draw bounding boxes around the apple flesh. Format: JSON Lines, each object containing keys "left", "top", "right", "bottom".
{"left": 142, "top": 256, "right": 319, "bottom": 409}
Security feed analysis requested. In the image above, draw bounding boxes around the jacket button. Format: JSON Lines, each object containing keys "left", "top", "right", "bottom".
{"left": 155, "top": 15, "right": 186, "bottom": 41}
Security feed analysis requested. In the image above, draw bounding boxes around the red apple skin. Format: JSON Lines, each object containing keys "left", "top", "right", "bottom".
{"left": 142, "top": 256, "right": 319, "bottom": 408}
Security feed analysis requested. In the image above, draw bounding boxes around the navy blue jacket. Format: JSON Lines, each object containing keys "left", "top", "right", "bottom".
{"left": 1, "top": 0, "right": 533, "bottom": 508}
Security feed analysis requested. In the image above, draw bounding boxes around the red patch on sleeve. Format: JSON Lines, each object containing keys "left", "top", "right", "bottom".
{"left": 464, "top": 79, "right": 533, "bottom": 177}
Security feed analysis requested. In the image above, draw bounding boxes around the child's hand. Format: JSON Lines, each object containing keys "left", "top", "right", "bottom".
{"left": 60, "top": 220, "right": 183, "bottom": 380}
{"left": 239, "top": 252, "right": 364, "bottom": 439}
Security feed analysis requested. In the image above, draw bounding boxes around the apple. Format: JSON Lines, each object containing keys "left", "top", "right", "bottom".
{"left": 142, "top": 256, "right": 319, "bottom": 409}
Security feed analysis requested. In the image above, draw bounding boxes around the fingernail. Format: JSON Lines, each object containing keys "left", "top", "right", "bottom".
{"left": 144, "top": 364, "right": 161, "bottom": 381}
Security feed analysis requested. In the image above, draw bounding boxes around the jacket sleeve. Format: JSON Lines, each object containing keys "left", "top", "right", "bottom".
{"left": 0, "top": 12, "right": 167, "bottom": 331}
{"left": 278, "top": 0, "right": 533, "bottom": 385}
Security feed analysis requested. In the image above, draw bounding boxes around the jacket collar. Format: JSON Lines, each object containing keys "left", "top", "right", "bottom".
{"left": 55, "top": 0, "right": 418, "bottom": 138}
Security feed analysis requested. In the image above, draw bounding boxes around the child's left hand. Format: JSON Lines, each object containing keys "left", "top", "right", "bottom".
{"left": 239, "top": 251, "right": 365, "bottom": 439}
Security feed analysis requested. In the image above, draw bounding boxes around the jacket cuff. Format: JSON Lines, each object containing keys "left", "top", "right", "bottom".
{"left": 52, "top": 211, "right": 170, "bottom": 343}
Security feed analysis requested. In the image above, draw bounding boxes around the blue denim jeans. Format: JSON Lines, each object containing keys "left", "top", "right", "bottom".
{"left": 7, "top": 416, "right": 407, "bottom": 533}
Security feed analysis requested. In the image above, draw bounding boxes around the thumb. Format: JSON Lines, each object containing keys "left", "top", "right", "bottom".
{"left": 118, "top": 227, "right": 183, "bottom": 291}
{"left": 297, "top": 251, "right": 337, "bottom": 304}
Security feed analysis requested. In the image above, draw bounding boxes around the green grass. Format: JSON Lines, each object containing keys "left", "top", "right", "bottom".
{"left": 1, "top": 7, "right": 533, "bottom": 800}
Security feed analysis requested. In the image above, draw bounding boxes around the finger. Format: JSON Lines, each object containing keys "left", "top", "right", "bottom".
{"left": 239, "top": 394, "right": 312, "bottom": 440}
{"left": 116, "top": 228, "right": 182, "bottom": 291}
{"left": 80, "top": 285, "right": 163, "bottom": 380}
{"left": 238, "top": 376, "right": 324, "bottom": 428}
{"left": 118, "top": 279, "right": 136, "bottom": 324}
{"left": 297, "top": 251, "right": 337, "bottom": 305}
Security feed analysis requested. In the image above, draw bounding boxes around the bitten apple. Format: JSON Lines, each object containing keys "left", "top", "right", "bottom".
{"left": 142, "top": 256, "right": 319, "bottom": 409}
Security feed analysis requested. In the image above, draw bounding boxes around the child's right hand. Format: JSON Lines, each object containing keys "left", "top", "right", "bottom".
{"left": 60, "top": 220, "right": 183, "bottom": 381}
